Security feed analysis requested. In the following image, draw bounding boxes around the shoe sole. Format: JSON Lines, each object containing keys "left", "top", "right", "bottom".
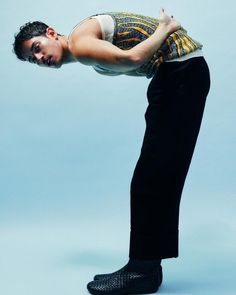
{"left": 87, "top": 286, "right": 160, "bottom": 295}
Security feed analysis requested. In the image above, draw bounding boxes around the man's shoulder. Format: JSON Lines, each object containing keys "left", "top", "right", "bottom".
{"left": 69, "top": 17, "right": 102, "bottom": 44}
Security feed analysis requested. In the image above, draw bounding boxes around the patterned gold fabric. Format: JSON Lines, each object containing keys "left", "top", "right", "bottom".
{"left": 92, "top": 12, "right": 203, "bottom": 78}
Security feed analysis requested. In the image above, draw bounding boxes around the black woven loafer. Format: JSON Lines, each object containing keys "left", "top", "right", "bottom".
{"left": 93, "top": 265, "right": 127, "bottom": 281}
{"left": 93, "top": 263, "right": 162, "bottom": 281}
{"left": 87, "top": 265, "right": 163, "bottom": 295}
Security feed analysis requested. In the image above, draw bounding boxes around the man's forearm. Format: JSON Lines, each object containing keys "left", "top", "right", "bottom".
{"left": 123, "top": 26, "right": 170, "bottom": 68}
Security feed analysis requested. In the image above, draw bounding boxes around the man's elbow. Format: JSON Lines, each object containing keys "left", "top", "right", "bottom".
{"left": 118, "top": 52, "right": 143, "bottom": 69}
{"left": 128, "top": 53, "right": 143, "bottom": 67}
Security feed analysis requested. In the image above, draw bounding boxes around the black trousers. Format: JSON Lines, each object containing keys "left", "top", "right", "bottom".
{"left": 129, "top": 57, "right": 211, "bottom": 259}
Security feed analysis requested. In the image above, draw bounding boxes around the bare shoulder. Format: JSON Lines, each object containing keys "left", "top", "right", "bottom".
{"left": 69, "top": 18, "right": 102, "bottom": 46}
{"left": 67, "top": 18, "right": 104, "bottom": 65}
{"left": 67, "top": 16, "right": 132, "bottom": 69}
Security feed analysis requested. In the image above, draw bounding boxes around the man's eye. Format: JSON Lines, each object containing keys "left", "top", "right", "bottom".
{"left": 34, "top": 44, "right": 40, "bottom": 53}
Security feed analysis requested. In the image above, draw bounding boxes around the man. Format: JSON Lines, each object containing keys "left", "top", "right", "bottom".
{"left": 13, "top": 8, "right": 210, "bottom": 295}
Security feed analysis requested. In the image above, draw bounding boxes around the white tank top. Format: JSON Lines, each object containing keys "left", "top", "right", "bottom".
{"left": 70, "top": 14, "right": 203, "bottom": 74}
{"left": 92, "top": 15, "right": 203, "bottom": 61}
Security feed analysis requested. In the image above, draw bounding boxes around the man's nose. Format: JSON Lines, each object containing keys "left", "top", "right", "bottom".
{"left": 34, "top": 52, "right": 44, "bottom": 63}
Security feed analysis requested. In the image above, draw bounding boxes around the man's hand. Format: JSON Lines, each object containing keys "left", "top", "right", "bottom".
{"left": 157, "top": 8, "right": 181, "bottom": 35}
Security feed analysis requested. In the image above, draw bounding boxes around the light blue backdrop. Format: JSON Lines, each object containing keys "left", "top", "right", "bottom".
{"left": 0, "top": 1, "right": 235, "bottom": 294}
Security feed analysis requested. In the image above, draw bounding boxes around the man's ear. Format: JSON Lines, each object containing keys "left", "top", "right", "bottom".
{"left": 45, "top": 27, "right": 58, "bottom": 40}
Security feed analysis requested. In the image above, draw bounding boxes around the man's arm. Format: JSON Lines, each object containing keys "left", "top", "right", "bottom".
{"left": 70, "top": 9, "right": 181, "bottom": 73}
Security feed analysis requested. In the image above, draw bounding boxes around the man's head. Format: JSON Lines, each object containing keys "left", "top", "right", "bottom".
{"left": 13, "top": 21, "right": 65, "bottom": 68}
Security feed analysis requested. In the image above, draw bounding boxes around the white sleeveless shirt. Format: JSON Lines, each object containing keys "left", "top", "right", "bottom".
{"left": 70, "top": 14, "right": 203, "bottom": 74}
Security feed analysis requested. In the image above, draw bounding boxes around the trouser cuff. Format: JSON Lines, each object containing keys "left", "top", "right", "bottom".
{"left": 129, "top": 230, "right": 179, "bottom": 259}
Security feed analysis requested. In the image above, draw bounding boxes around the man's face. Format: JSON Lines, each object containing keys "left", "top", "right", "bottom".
{"left": 21, "top": 28, "right": 64, "bottom": 68}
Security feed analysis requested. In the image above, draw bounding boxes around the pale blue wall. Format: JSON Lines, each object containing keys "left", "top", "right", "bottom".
{"left": 0, "top": 1, "right": 235, "bottom": 294}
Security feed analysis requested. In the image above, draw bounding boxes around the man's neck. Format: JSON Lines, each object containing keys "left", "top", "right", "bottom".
{"left": 59, "top": 35, "right": 77, "bottom": 65}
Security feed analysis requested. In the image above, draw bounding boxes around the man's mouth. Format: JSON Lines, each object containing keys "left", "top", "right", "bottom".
{"left": 47, "top": 57, "right": 51, "bottom": 66}
{"left": 46, "top": 56, "right": 54, "bottom": 67}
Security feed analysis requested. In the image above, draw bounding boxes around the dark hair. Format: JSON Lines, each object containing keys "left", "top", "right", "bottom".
{"left": 13, "top": 21, "right": 49, "bottom": 61}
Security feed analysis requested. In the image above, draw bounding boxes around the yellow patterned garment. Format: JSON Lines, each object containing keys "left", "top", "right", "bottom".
{"left": 92, "top": 12, "right": 203, "bottom": 78}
